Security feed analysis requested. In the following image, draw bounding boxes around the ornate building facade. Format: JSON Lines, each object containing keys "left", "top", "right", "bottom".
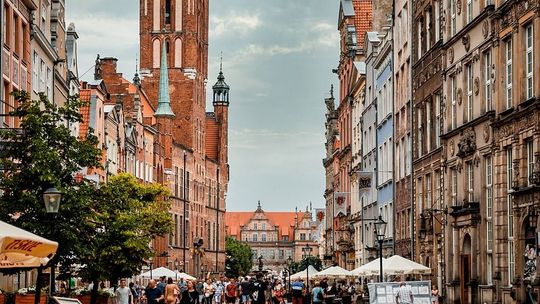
{"left": 225, "top": 203, "right": 319, "bottom": 271}
{"left": 411, "top": 0, "right": 444, "bottom": 292}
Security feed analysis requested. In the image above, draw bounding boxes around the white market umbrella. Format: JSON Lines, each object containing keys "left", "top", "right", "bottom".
{"left": 289, "top": 265, "right": 319, "bottom": 280}
{"left": 176, "top": 272, "right": 196, "bottom": 280}
{"left": 313, "top": 266, "right": 354, "bottom": 279}
{"left": 140, "top": 266, "right": 177, "bottom": 278}
{"left": 383, "top": 255, "right": 431, "bottom": 275}
{"left": 351, "top": 257, "right": 387, "bottom": 276}
{"left": 0, "top": 220, "right": 58, "bottom": 268}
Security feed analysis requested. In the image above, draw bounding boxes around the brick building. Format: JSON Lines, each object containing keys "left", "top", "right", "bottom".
{"left": 225, "top": 202, "right": 319, "bottom": 272}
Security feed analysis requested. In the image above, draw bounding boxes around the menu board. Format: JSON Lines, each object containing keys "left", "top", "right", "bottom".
{"left": 367, "top": 281, "right": 432, "bottom": 304}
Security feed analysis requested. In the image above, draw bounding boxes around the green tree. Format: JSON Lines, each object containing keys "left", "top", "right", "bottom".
{"left": 225, "top": 236, "right": 253, "bottom": 278}
{"left": 0, "top": 92, "right": 102, "bottom": 302}
{"left": 77, "top": 173, "right": 173, "bottom": 304}
{"left": 292, "top": 256, "right": 322, "bottom": 273}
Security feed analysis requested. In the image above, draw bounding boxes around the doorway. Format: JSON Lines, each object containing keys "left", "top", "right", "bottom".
{"left": 460, "top": 234, "right": 471, "bottom": 304}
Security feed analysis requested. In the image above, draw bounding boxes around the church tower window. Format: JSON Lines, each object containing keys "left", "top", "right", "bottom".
{"left": 165, "top": 0, "right": 171, "bottom": 24}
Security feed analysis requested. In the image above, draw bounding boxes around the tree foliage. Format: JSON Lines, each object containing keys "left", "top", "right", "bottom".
{"left": 0, "top": 91, "right": 102, "bottom": 269}
{"left": 291, "top": 256, "right": 322, "bottom": 273}
{"left": 225, "top": 236, "right": 253, "bottom": 278}
{"left": 78, "top": 173, "right": 173, "bottom": 286}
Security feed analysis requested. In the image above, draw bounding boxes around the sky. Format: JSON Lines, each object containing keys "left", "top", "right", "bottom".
{"left": 66, "top": 0, "right": 339, "bottom": 212}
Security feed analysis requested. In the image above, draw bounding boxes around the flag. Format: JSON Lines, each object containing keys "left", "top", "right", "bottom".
{"left": 334, "top": 192, "right": 348, "bottom": 217}
{"left": 358, "top": 171, "right": 373, "bottom": 191}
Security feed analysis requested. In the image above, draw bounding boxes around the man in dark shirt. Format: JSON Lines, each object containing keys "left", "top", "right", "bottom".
{"left": 144, "top": 280, "right": 164, "bottom": 304}
{"left": 240, "top": 277, "right": 252, "bottom": 304}
{"left": 251, "top": 273, "right": 267, "bottom": 304}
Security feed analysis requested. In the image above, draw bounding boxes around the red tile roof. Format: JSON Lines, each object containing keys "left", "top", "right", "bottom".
{"left": 79, "top": 89, "right": 91, "bottom": 139}
{"left": 353, "top": 0, "right": 373, "bottom": 49}
{"left": 226, "top": 211, "right": 306, "bottom": 241}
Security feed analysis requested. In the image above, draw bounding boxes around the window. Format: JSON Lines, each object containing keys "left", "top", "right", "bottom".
{"left": 450, "top": 0, "right": 456, "bottom": 36}
{"left": 46, "top": 67, "right": 52, "bottom": 98}
{"left": 451, "top": 168, "right": 458, "bottom": 206}
{"left": 467, "top": 0, "right": 472, "bottom": 23}
{"left": 406, "top": 133, "right": 411, "bottom": 174}
{"left": 527, "top": 140, "right": 534, "bottom": 186}
{"left": 165, "top": 0, "right": 171, "bottom": 24}
{"left": 507, "top": 147, "right": 514, "bottom": 284}
{"left": 467, "top": 162, "right": 474, "bottom": 202}
{"left": 486, "top": 156, "right": 493, "bottom": 251}
{"left": 40, "top": 4, "right": 47, "bottom": 29}
{"left": 525, "top": 24, "right": 534, "bottom": 100}
{"left": 466, "top": 64, "right": 473, "bottom": 122}
{"left": 417, "top": 18, "right": 423, "bottom": 59}
{"left": 32, "top": 52, "right": 38, "bottom": 92}
{"left": 426, "top": 100, "right": 432, "bottom": 152}
{"left": 253, "top": 223, "right": 257, "bottom": 230}
{"left": 39, "top": 60, "right": 45, "bottom": 93}
{"left": 426, "top": 8, "right": 432, "bottom": 49}
{"left": 2, "top": 4, "right": 7, "bottom": 45}
{"left": 300, "top": 233, "right": 306, "bottom": 241}
{"left": 505, "top": 39, "right": 513, "bottom": 109}
{"left": 451, "top": 76, "right": 457, "bottom": 129}
{"left": 417, "top": 177, "right": 423, "bottom": 212}
{"left": 434, "top": 0, "right": 440, "bottom": 41}
{"left": 262, "top": 223, "right": 266, "bottom": 230}
{"left": 435, "top": 94, "right": 441, "bottom": 148}
{"left": 435, "top": 170, "right": 441, "bottom": 209}
{"left": 426, "top": 174, "right": 432, "bottom": 209}
{"left": 484, "top": 51, "right": 492, "bottom": 112}
{"left": 417, "top": 107, "right": 423, "bottom": 156}
{"left": 13, "top": 13, "right": 19, "bottom": 54}
{"left": 253, "top": 234, "right": 257, "bottom": 242}
{"left": 261, "top": 234, "right": 266, "bottom": 242}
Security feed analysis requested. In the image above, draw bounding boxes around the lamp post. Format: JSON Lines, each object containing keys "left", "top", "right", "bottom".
{"left": 286, "top": 256, "right": 293, "bottom": 301}
{"left": 374, "top": 215, "right": 387, "bottom": 282}
{"left": 149, "top": 257, "right": 154, "bottom": 279}
{"left": 43, "top": 188, "right": 62, "bottom": 300}
{"left": 174, "top": 259, "right": 179, "bottom": 281}
{"left": 302, "top": 244, "right": 313, "bottom": 293}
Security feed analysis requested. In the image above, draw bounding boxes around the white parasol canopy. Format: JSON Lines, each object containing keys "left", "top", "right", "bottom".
{"left": 176, "top": 272, "right": 196, "bottom": 281}
{"left": 351, "top": 257, "right": 387, "bottom": 276}
{"left": 383, "top": 255, "right": 431, "bottom": 275}
{"left": 313, "top": 266, "right": 354, "bottom": 279}
{"left": 0, "top": 220, "right": 58, "bottom": 268}
{"left": 140, "top": 267, "right": 177, "bottom": 278}
{"left": 289, "top": 265, "right": 319, "bottom": 280}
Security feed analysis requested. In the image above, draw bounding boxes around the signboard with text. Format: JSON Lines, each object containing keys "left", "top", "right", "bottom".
{"left": 367, "top": 281, "right": 432, "bottom": 304}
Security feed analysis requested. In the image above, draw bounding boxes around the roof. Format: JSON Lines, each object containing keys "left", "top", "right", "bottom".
{"left": 225, "top": 211, "right": 307, "bottom": 241}
{"left": 352, "top": 0, "right": 373, "bottom": 49}
{"left": 79, "top": 89, "right": 91, "bottom": 139}
{"left": 341, "top": 0, "right": 355, "bottom": 17}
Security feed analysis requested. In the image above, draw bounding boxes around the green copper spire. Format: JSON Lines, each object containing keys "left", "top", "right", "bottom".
{"left": 154, "top": 40, "right": 175, "bottom": 118}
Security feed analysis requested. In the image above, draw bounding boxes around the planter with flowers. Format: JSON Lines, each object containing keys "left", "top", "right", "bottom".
{"left": 15, "top": 288, "right": 46, "bottom": 304}
{"left": 71, "top": 288, "right": 114, "bottom": 304}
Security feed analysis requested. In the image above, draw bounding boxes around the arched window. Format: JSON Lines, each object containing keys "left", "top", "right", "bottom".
{"left": 165, "top": 0, "right": 171, "bottom": 24}
{"left": 174, "top": 38, "right": 182, "bottom": 67}
{"left": 152, "top": 39, "right": 160, "bottom": 68}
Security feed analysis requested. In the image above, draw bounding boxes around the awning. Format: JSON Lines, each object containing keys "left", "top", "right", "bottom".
{"left": 0, "top": 220, "right": 58, "bottom": 268}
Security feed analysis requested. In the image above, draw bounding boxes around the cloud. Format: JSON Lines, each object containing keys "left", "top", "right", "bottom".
{"left": 210, "top": 11, "right": 262, "bottom": 37}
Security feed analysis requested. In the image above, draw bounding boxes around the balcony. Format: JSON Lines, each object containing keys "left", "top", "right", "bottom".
{"left": 450, "top": 200, "right": 481, "bottom": 227}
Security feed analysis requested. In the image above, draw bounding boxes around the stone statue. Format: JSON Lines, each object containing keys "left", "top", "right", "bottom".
{"left": 94, "top": 54, "right": 102, "bottom": 80}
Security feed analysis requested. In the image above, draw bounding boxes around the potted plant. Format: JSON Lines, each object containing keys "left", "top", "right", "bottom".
{"left": 15, "top": 287, "right": 46, "bottom": 304}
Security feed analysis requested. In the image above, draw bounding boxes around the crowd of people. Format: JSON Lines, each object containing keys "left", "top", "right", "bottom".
{"left": 115, "top": 273, "right": 358, "bottom": 304}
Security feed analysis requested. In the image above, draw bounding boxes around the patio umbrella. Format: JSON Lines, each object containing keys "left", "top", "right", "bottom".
{"left": 289, "top": 265, "right": 319, "bottom": 280}
{"left": 140, "top": 266, "right": 177, "bottom": 278}
{"left": 176, "top": 272, "right": 196, "bottom": 280}
{"left": 351, "top": 257, "right": 387, "bottom": 276}
{"left": 0, "top": 220, "right": 58, "bottom": 268}
{"left": 313, "top": 266, "right": 354, "bottom": 279}
{"left": 383, "top": 255, "right": 431, "bottom": 275}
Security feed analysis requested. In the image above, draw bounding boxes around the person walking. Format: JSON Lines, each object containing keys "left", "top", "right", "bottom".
{"left": 116, "top": 279, "right": 133, "bottom": 304}
{"left": 203, "top": 279, "right": 214, "bottom": 304}
{"left": 165, "top": 278, "right": 180, "bottom": 304}
{"left": 311, "top": 282, "right": 324, "bottom": 304}
{"left": 251, "top": 273, "right": 267, "bottom": 304}
{"left": 239, "top": 277, "right": 252, "bottom": 304}
{"left": 323, "top": 283, "right": 336, "bottom": 304}
{"left": 144, "top": 280, "right": 164, "bottom": 304}
{"left": 180, "top": 281, "right": 200, "bottom": 304}
{"left": 290, "top": 279, "right": 304, "bottom": 304}
{"left": 225, "top": 278, "right": 238, "bottom": 304}
{"left": 431, "top": 285, "right": 439, "bottom": 304}
{"left": 130, "top": 282, "right": 141, "bottom": 304}
{"left": 394, "top": 282, "right": 413, "bottom": 304}
{"left": 213, "top": 279, "right": 225, "bottom": 304}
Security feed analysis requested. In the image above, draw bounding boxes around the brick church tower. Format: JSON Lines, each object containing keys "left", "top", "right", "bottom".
{"left": 138, "top": 0, "right": 229, "bottom": 275}
{"left": 139, "top": 0, "right": 208, "bottom": 148}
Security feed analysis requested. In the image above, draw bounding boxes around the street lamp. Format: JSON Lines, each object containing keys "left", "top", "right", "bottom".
{"left": 148, "top": 257, "right": 154, "bottom": 279}
{"left": 286, "top": 256, "right": 293, "bottom": 301}
{"left": 302, "top": 244, "right": 313, "bottom": 292}
{"left": 174, "top": 259, "right": 179, "bottom": 281}
{"left": 374, "top": 215, "right": 387, "bottom": 282}
{"left": 43, "top": 187, "right": 62, "bottom": 213}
